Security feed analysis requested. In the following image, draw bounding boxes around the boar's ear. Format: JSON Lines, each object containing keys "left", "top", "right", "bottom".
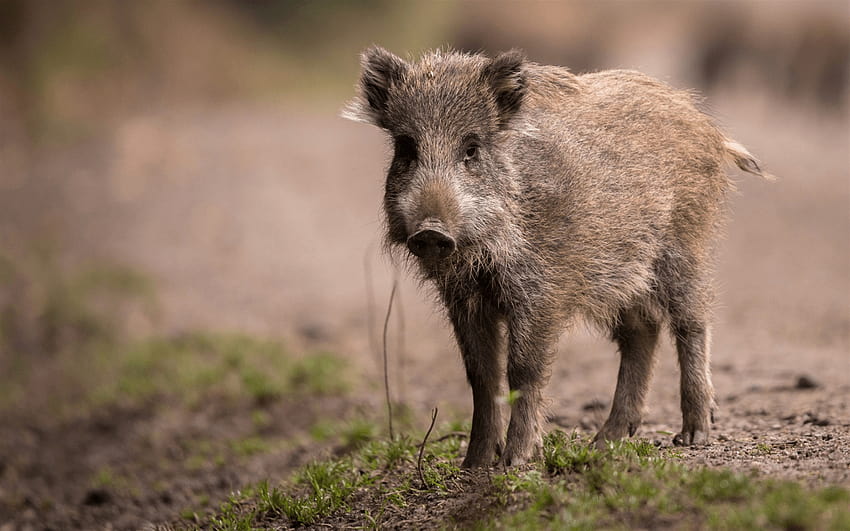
{"left": 481, "top": 50, "right": 527, "bottom": 127}
{"left": 341, "top": 46, "right": 409, "bottom": 128}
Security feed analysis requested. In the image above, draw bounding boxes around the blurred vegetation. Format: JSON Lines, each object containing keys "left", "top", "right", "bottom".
{"left": 0, "top": 0, "right": 452, "bottom": 143}
{"left": 0, "top": 245, "right": 157, "bottom": 357}
{"left": 91, "top": 332, "right": 349, "bottom": 408}
{"left": 2, "top": 1, "right": 845, "bottom": 146}
{"left": 0, "top": 246, "right": 349, "bottom": 418}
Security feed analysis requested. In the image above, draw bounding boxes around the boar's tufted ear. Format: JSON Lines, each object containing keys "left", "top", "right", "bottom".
{"left": 341, "top": 46, "right": 409, "bottom": 128}
{"left": 481, "top": 50, "right": 527, "bottom": 127}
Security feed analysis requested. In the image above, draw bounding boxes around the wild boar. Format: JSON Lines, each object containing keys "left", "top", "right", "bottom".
{"left": 344, "top": 47, "right": 768, "bottom": 466}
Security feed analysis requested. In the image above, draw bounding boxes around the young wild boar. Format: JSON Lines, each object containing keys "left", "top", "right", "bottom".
{"left": 343, "top": 47, "right": 769, "bottom": 467}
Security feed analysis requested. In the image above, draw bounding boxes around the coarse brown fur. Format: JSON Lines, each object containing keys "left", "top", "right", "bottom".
{"left": 343, "top": 47, "right": 770, "bottom": 467}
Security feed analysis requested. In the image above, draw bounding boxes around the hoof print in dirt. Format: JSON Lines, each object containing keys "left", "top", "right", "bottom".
{"left": 802, "top": 413, "right": 830, "bottom": 427}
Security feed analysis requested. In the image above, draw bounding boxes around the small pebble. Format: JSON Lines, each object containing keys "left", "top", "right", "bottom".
{"left": 578, "top": 416, "right": 595, "bottom": 430}
{"left": 297, "top": 322, "right": 331, "bottom": 343}
{"left": 802, "top": 413, "right": 830, "bottom": 426}
{"left": 581, "top": 399, "right": 608, "bottom": 411}
{"left": 83, "top": 488, "right": 111, "bottom": 506}
{"left": 795, "top": 375, "right": 820, "bottom": 390}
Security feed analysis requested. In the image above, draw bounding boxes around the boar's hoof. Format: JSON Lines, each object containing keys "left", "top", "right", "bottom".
{"left": 673, "top": 429, "right": 709, "bottom": 446}
{"left": 502, "top": 440, "right": 542, "bottom": 467}
{"left": 461, "top": 437, "right": 502, "bottom": 468}
{"left": 593, "top": 419, "right": 640, "bottom": 449}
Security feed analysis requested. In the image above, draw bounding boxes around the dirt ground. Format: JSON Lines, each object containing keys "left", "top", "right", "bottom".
{"left": 0, "top": 87, "right": 848, "bottom": 528}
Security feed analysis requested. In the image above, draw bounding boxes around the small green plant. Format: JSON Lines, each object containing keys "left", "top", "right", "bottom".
{"left": 755, "top": 442, "right": 774, "bottom": 455}
{"left": 309, "top": 419, "right": 336, "bottom": 442}
{"left": 230, "top": 436, "right": 272, "bottom": 457}
{"left": 251, "top": 409, "right": 271, "bottom": 430}
{"left": 208, "top": 487, "right": 259, "bottom": 531}
{"left": 241, "top": 367, "right": 281, "bottom": 403}
{"left": 342, "top": 418, "right": 378, "bottom": 450}
{"left": 504, "top": 389, "right": 522, "bottom": 406}
{"left": 264, "top": 459, "right": 362, "bottom": 526}
{"left": 92, "top": 466, "right": 115, "bottom": 488}
{"left": 543, "top": 429, "right": 603, "bottom": 474}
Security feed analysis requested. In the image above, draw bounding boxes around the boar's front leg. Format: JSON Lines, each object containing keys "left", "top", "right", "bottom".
{"left": 503, "top": 311, "right": 558, "bottom": 466}
{"left": 449, "top": 300, "right": 504, "bottom": 468}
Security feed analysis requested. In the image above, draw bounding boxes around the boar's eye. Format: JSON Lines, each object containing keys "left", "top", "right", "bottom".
{"left": 394, "top": 135, "right": 417, "bottom": 162}
{"left": 463, "top": 136, "right": 481, "bottom": 163}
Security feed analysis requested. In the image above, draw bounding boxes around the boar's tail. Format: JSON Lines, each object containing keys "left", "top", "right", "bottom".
{"left": 723, "top": 139, "right": 775, "bottom": 180}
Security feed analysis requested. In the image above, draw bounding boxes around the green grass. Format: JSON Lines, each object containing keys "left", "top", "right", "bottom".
{"left": 490, "top": 431, "right": 850, "bottom": 530}
{"left": 0, "top": 250, "right": 351, "bottom": 417}
{"left": 198, "top": 424, "right": 465, "bottom": 529}
{"left": 75, "top": 331, "right": 351, "bottom": 412}
{"left": 0, "top": 248, "right": 157, "bottom": 356}
{"left": 200, "top": 428, "right": 850, "bottom": 530}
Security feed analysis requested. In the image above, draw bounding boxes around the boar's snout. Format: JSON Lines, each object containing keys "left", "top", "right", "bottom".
{"left": 407, "top": 225, "right": 456, "bottom": 261}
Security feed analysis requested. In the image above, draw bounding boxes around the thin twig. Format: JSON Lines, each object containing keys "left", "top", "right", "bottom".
{"left": 416, "top": 431, "right": 467, "bottom": 448}
{"left": 363, "top": 244, "right": 380, "bottom": 373}
{"left": 394, "top": 278, "right": 407, "bottom": 407}
{"left": 382, "top": 279, "right": 398, "bottom": 440}
{"left": 418, "top": 407, "right": 439, "bottom": 487}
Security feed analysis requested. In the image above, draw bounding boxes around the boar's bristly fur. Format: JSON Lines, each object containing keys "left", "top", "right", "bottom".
{"left": 343, "top": 47, "right": 770, "bottom": 467}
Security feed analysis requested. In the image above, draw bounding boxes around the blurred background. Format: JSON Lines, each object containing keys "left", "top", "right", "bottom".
{"left": 1, "top": 1, "right": 849, "bottom": 526}
{"left": 1, "top": 0, "right": 848, "bottom": 448}
{"left": 0, "top": 0, "right": 850, "bottom": 428}
{"left": 0, "top": 0, "right": 850, "bottom": 408}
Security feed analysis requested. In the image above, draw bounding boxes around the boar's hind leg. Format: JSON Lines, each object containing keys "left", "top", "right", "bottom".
{"left": 593, "top": 306, "right": 660, "bottom": 448}
{"left": 657, "top": 250, "right": 716, "bottom": 447}
{"left": 672, "top": 318, "right": 714, "bottom": 446}
{"left": 502, "top": 314, "right": 557, "bottom": 466}
{"left": 450, "top": 303, "right": 504, "bottom": 468}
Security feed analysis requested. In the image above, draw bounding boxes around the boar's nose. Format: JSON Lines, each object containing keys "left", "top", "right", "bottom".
{"left": 407, "top": 229, "right": 456, "bottom": 260}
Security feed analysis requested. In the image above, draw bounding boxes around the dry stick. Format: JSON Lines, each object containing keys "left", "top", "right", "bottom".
{"left": 394, "top": 278, "right": 407, "bottom": 407}
{"left": 432, "top": 431, "right": 467, "bottom": 443}
{"left": 417, "top": 407, "right": 439, "bottom": 487}
{"left": 383, "top": 279, "right": 398, "bottom": 440}
{"left": 416, "top": 431, "right": 467, "bottom": 448}
{"left": 363, "top": 244, "right": 381, "bottom": 373}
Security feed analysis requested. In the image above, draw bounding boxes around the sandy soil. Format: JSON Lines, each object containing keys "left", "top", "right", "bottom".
{"left": 0, "top": 92, "right": 847, "bottom": 528}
